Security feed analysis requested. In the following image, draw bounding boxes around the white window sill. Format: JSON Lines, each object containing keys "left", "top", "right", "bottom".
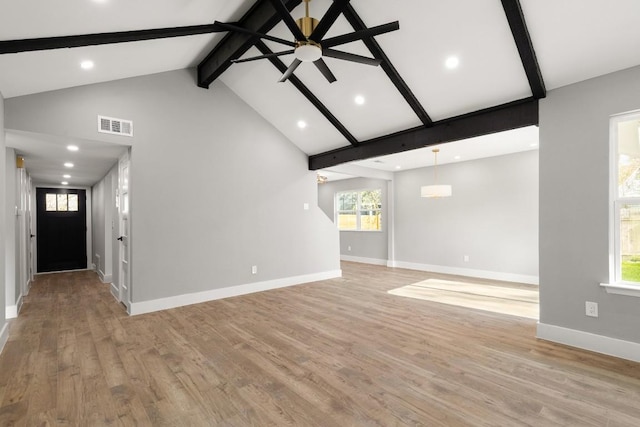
{"left": 600, "top": 282, "right": 640, "bottom": 298}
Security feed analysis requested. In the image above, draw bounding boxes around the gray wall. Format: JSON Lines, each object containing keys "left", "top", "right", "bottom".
{"left": 1, "top": 92, "right": 7, "bottom": 333}
{"left": 318, "top": 177, "right": 389, "bottom": 262}
{"left": 92, "top": 165, "right": 116, "bottom": 281}
{"left": 4, "top": 148, "right": 16, "bottom": 307}
{"left": 539, "top": 65, "right": 640, "bottom": 342}
{"left": 5, "top": 69, "right": 339, "bottom": 303}
{"left": 92, "top": 171, "right": 105, "bottom": 273}
{"left": 394, "top": 150, "right": 539, "bottom": 279}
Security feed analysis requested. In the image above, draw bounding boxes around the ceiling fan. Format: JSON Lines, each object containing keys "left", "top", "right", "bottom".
{"left": 0, "top": 0, "right": 398, "bottom": 84}
{"left": 223, "top": 0, "right": 399, "bottom": 83}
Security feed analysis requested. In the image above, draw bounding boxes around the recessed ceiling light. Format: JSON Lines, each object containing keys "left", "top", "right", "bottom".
{"left": 454, "top": 155, "right": 461, "bottom": 160}
{"left": 67, "top": 145, "right": 79, "bottom": 151}
{"left": 64, "top": 162, "right": 74, "bottom": 168}
{"left": 80, "top": 60, "right": 94, "bottom": 70}
{"left": 530, "top": 143, "right": 538, "bottom": 147}
{"left": 354, "top": 95, "right": 365, "bottom": 105}
{"left": 297, "top": 120, "right": 307, "bottom": 129}
{"left": 445, "top": 56, "right": 459, "bottom": 70}
{"left": 63, "top": 174, "right": 71, "bottom": 179}
{"left": 61, "top": 181, "right": 69, "bottom": 185}
{"left": 395, "top": 165, "right": 402, "bottom": 169}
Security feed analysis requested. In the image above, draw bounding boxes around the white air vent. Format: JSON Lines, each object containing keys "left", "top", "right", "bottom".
{"left": 98, "top": 115, "right": 133, "bottom": 137}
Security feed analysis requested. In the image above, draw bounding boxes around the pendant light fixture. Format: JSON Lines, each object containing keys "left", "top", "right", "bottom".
{"left": 421, "top": 148, "right": 452, "bottom": 198}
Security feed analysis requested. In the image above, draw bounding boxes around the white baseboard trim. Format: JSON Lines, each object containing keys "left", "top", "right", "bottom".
{"left": 110, "top": 283, "right": 119, "bottom": 301}
{"left": 6, "top": 306, "right": 17, "bottom": 319}
{"left": 340, "top": 255, "right": 388, "bottom": 266}
{"left": 392, "top": 261, "right": 539, "bottom": 285}
{"left": 5, "top": 295, "right": 23, "bottom": 319}
{"left": 98, "top": 269, "right": 112, "bottom": 284}
{"left": 0, "top": 322, "right": 9, "bottom": 355}
{"left": 35, "top": 268, "right": 92, "bottom": 275}
{"left": 537, "top": 322, "right": 640, "bottom": 363}
{"left": 129, "top": 269, "right": 342, "bottom": 316}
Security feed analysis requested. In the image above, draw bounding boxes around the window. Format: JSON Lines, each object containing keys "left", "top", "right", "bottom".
{"left": 45, "top": 193, "right": 78, "bottom": 212}
{"left": 336, "top": 189, "right": 382, "bottom": 231}
{"left": 612, "top": 112, "right": 640, "bottom": 285}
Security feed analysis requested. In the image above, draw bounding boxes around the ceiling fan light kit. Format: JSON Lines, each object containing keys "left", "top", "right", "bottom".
{"left": 295, "top": 42, "right": 322, "bottom": 62}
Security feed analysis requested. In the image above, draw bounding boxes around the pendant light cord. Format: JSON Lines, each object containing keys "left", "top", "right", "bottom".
{"left": 433, "top": 149, "right": 439, "bottom": 185}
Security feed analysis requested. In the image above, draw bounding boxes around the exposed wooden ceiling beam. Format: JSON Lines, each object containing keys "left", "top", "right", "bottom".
{"left": 254, "top": 41, "right": 358, "bottom": 145}
{"left": 308, "top": 98, "right": 538, "bottom": 170}
{"left": 342, "top": 4, "right": 433, "bottom": 126}
{"left": 501, "top": 0, "right": 546, "bottom": 99}
{"left": 0, "top": 25, "right": 224, "bottom": 54}
{"left": 197, "top": 0, "right": 301, "bottom": 89}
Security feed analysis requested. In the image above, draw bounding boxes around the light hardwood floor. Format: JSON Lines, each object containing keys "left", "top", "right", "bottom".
{"left": 1, "top": 262, "right": 639, "bottom": 426}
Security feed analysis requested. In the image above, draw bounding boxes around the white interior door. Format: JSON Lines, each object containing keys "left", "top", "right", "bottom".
{"left": 29, "top": 183, "right": 36, "bottom": 286}
{"left": 118, "top": 154, "right": 131, "bottom": 310}
{"left": 25, "top": 176, "right": 33, "bottom": 293}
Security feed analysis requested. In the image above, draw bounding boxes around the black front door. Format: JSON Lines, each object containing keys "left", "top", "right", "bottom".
{"left": 36, "top": 188, "right": 87, "bottom": 272}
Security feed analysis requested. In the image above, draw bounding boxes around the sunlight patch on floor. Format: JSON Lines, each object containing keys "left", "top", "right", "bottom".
{"left": 388, "top": 279, "right": 539, "bottom": 319}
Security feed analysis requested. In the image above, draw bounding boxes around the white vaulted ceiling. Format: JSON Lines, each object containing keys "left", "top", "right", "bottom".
{"left": 2, "top": 0, "right": 640, "bottom": 184}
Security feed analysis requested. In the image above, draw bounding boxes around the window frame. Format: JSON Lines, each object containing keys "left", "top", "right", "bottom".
{"left": 335, "top": 189, "right": 383, "bottom": 232}
{"left": 45, "top": 192, "right": 79, "bottom": 212}
{"left": 605, "top": 111, "right": 640, "bottom": 297}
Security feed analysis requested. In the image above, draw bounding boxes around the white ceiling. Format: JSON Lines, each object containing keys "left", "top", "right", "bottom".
{"left": 2, "top": 0, "right": 640, "bottom": 186}
{"left": 6, "top": 130, "right": 128, "bottom": 186}
{"left": 321, "top": 125, "right": 539, "bottom": 181}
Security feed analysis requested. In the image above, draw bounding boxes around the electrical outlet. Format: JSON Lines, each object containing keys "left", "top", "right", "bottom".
{"left": 251, "top": 265, "right": 257, "bottom": 275}
{"left": 463, "top": 255, "right": 470, "bottom": 262}
{"left": 348, "top": 246, "right": 351, "bottom": 251}
{"left": 303, "top": 203, "right": 309, "bottom": 210}
{"left": 585, "top": 301, "right": 598, "bottom": 318}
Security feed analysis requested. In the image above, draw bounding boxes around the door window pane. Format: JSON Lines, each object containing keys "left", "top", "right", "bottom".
{"left": 46, "top": 194, "right": 57, "bottom": 211}
{"left": 68, "top": 194, "right": 78, "bottom": 212}
{"left": 57, "top": 194, "right": 68, "bottom": 211}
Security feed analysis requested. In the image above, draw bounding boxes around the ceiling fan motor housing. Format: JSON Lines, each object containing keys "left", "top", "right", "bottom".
{"left": 297, "top": 17, "right": 319, "bottom": 38}
{"left": 295, "top": 17, "right": 322, "bottom": 62}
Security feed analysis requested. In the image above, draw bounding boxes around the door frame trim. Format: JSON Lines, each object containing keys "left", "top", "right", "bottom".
{"left": 32, "top": 184, "right": 92, "bottom": 274}
{"left": 117, "top": 150, "right": 131, "bottom": 312}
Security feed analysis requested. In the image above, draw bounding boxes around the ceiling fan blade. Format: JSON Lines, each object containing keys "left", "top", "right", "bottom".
{"left": 322, "top": 21, "right": 400, "bottom": 48}
{"left": 279, "top": 58, "right": 302, "bottom": 82}
{"left": 268, "top": 0, "right": 306, "bottom": 41}
{"left": 232, "top": 50, "right": 295, "bottom": 63}
{"left": 309, "top": 0, "right": 351, "bottom": 43}
{"left": 322, "top": 49, "right": 381, "bottom": 66}
{"left": 0, "top": 24, "right": 225, "bottom": 54}
{"left": 213, "top": 21, "right": 296, "bottom": 47}
{"left": 313, "top": 58, "right": 337, "bottom": 83}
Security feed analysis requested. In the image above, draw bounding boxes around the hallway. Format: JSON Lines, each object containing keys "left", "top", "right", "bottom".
{"left": 1, "top": 264, "right": 639, "bottom": 425}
